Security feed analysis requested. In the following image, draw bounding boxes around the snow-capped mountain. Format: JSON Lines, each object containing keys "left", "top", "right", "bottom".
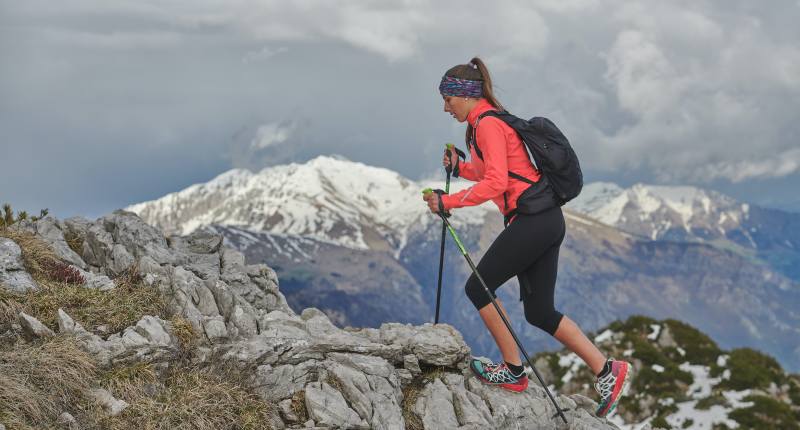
{"left": 127, "top": 155, "right": 488, "bottom": 254}
{"left": 568, "top": 182, "right": 752, "bottom": 242}
{"left": 568, "top": 182, "right": 800, "bottom": 281}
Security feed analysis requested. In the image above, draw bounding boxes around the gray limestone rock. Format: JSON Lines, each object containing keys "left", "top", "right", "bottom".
{"left": 304, "top": 381, "right": 367, "bottom": 429}
{"left": 89, "top": 388, "right": 129, "bottom": 416}
{"left": 279, "top": 398, "right": 299, "bottom": 422}
{"left": 0, "top": 238, "right": 39, "bottom": 292}
{"left": 101, "top": 210, "right": 175, "bottom": 265}
{"left": 413, "top": 377, "right": 460, "bottom": 429}
{"left": 18, "top": 312, "right": 54, "bottom": 339}
{"left": 326, "top": 355, "right": 404, "bottom": 430}
{"left": 57, "top": 308, "right": 86, "bottom": 334}
{"left": 168, "top": 231, "right": 224, "bottom": 255}
{"left": 252, "top": 360, "right": 320, "bottom": 401}
{"left": 403, "top": 354, "right": 422, "bottom": 376}
{"left": 31, "top": 217, "right": 87, "bottom": 269}
{"left": 368, "top": 322, "right": 471, "bottom": 367}
{"left": 441, "top": 373, "right": 493, "bottom": 428}
{"left": 57, "top": 411, "right": 77, "bottom": 427}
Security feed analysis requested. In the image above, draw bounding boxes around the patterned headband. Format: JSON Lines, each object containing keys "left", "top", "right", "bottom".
{"left": 439, "top": 75, "right": 483, "bottom": 98}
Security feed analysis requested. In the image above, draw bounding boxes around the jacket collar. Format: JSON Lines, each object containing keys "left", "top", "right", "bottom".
{"left": 467, "top": 98, "right": 498, "bottom": 127}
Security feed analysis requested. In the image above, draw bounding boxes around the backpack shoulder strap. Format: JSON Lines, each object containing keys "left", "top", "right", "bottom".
{"left": 469, "top": 110, "right": 503, "bottom": 161}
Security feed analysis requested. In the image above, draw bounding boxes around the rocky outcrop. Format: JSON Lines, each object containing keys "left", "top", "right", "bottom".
{"left": 0, "top": 211, "right": 629, "bottom": 429}
{"left": 0, "top": 237, "right": 39, "bottom": 292}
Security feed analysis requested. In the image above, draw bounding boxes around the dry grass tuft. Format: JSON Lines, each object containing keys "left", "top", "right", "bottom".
{"left": 0, "top": 277, "right": 168, "bottom": 334}
{"left": 0, "top": 336, "right": 98, "bottom": 428}
{"left": 64, "top": 228, "right": 84, "bottom": 256}
{"left": 0, "top": 235, "right": 169, "bottom": 333}
{"left": 169, "top": 315, "right": 197, "bottom": 353}
{"left": 0, "top": 294, "right": 24, "bottom": 328}
{"left": 401, "top": 366, "right": 447, "bottom": 430}
{"left": 97, "top": 362, "right": 275, "bottom": 430}
{"left": 290, "top": 390, "right": 309, "bottom": 423}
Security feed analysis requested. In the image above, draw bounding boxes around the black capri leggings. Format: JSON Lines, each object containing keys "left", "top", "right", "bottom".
{"left": 464, "top": 205, "right": 566, "bottom": 336}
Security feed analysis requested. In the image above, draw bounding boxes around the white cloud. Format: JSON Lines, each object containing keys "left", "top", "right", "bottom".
{"left": 3, "top": 0, "right": 799, "bottom": 199}
{"left": 242, "top": 46, "right": 289, "bottom": 64}
{"left": 250, "top": 122, "right": 293, "bottom": 150}
{"left": 584, "top": 1, "right": 800, "bottom": 182}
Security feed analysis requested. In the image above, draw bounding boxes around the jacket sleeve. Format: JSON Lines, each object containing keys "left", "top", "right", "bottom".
{"left": 441, "top": 118, "right": 508, "bottom": 210}
{"left": 455, "top": 159, "right": 479, "bottom": 181}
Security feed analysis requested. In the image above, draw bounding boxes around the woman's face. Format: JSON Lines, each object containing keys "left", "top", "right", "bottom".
{"left": 443, "top": 95, "right": 471, "bottom": 123}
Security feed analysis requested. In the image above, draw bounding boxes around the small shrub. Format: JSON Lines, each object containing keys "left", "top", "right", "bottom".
{"left": 696, "top": 393, "right": 728, "bottom": 410}
{"left": 650, "top": 415, "right": 669, "bottom": 429}
{"left": 609, "top": 315, "right": 658, "bottom": 335}
{"left": 788, "top": 375, "right": 800, "bottom": 405}
{"left": 720, "top": 348, "right": 783, "bottom": 391}
{"left": 728, "top": 395, "right": 799, "bottom": 430}
{"left": 43, "top": 260, "right": 85, "bottom": 285}
{"left": 0, "top": 204, "right": 48, "bottom": 229}
{"left": 628, "top": 335, "right": 669, "bottom": 366}
{"left": 663, "top": 319, "right": 721, "bottom": 366}
{"left": 632, "top": 364, "right": 691, "bottom": 399}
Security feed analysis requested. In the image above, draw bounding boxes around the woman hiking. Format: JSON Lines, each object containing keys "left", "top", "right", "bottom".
{"left": 422, "top": 57, "right": 632, "bottom": 418}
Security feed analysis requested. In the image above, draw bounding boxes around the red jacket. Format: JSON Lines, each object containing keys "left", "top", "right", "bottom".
{"left": 441, "top": 98, "right": 541, "bottom": 216}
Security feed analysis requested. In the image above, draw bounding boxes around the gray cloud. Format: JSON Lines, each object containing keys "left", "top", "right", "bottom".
{"left": 1, "top": 0, "right": 798, "bottom": 217}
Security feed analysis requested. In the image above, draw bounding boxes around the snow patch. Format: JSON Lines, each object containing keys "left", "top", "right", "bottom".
{"left": 647, "top": 324, "right": 661, "bottom": 341}
{"left": 594, "top": 329, "right": 614, "bottom": 343}
{"left": 652, "top": 364, "right": 665, "bottom": 373}
{"left": 558, "top": 352, "right": 585, "bottom": 385}
{"left": 680, "top": 362, "right": 718, "bottom": 399}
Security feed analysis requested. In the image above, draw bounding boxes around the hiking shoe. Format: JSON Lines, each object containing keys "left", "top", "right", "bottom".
{"left": 594, "top": 359, "right": 633, "bottom": 418}
{"left": 469, "top": 358, "right": 528, "bottom": 393}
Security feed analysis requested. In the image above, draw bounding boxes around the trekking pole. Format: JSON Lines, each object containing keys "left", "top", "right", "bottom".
{"left": 421, "top": 189, "right": 570, "bottom": 425}
{"left": 434, "top": 143, "right": 454, "bottom": 324}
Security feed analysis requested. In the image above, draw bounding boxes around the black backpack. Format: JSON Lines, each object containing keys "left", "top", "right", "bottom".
{"left": 467, "top": 110, "right": 583, "bottom": 214}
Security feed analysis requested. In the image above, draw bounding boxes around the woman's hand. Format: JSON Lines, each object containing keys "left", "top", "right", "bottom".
{"left": 423, "top": 191, "right": 443, "bottom": 214}
{"left": 442, "top": 147, "right": 459, "bottom": 170}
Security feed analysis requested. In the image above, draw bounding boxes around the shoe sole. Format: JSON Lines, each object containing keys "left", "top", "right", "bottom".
{"left": 597, "top": 363, "right": 632, "bottom": 418}
{"left": 469, "top": 361, "right": 528, "bottom": 393}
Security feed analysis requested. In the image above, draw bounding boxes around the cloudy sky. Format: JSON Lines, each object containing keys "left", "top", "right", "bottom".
{"left": 2, "top": 0, "right": 799, "bottom": 218}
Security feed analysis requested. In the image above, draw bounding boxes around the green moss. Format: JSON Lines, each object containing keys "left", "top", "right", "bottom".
{"left": 681, "top": 418, "right": 694, "bottom": 428}
{"left": 728, "top": 395, "right": 799, "bottom": 430}
{"left": 628, "top": 335, "right": 669, "bottom": 366}
{"left": 663, "top": 319, "right": 721, "bottom": 366}
{"left": 632, "top": 365, "right": 691, "bottom": 399}
{"left": 720, "top": 348, "right": 783, "bottom": 391}
{"left": 610, "top": 315, "right": 658, "bottom": 335}
{"left": 788, "top": 374, "right": 800, "bottom": 405}
{"left": 547, "top": 353, "right": 568, "bottom": 389}
{"left": 696, "top": 393, "right": 728, "bottom": 410}
{"left": 650, "top": 415, "right": 669, "bottom": 429}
